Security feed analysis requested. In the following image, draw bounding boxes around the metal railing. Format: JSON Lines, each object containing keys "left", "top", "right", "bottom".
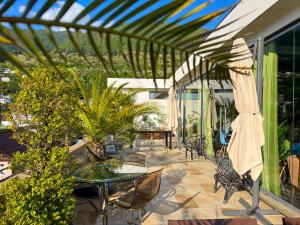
{"left": 0, "top": 166, "right": 13, "bottom": 184}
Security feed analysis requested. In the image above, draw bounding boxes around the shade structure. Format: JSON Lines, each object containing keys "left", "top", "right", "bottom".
{"left": 167, "top": 87, "right": 180, "bottom": 133}
{"left": 227, "top": 38, "right": 264, "bottom": 181}
{"left": 210, "top": 88, "right": 217, "bottom": 131}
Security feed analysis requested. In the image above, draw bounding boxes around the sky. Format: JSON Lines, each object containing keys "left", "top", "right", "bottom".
{"left": 1, "top": 0, "right": 239, "bottom": 30}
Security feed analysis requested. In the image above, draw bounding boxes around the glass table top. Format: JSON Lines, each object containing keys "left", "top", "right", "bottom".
{"left": 72, "top": 163, "right": 148, "bottom": 184}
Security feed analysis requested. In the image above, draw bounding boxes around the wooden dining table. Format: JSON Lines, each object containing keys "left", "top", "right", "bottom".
{"left": 133, "top": 129, "right": 173, "bottom": 150}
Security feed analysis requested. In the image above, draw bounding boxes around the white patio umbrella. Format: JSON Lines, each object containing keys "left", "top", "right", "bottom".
{"left": 167, "top": 87, "right": 180, "bottom": 133}
{"left": 227, "top": 38, "right": 264, "bottom": 181}
{"left": 223, "top": 38, "right": 279, "bottom": 224}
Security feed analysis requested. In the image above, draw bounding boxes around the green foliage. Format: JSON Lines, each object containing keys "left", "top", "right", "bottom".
{"left": 7, "top": 66, "right": 81, "bottom": 150}
{"left": 0, "top": 171, "right": 75, "bottom": 225}
{"left": 74, "top": 71, "right": 157, "bottom": 159}
{"left": 11, "top": 146, "right": 72, "bottom": 177}
{"left": 0, "top": 67, "right": 80, "bottom": 224}
{"left": 278, "top": 121, "right": 291, "bottom": 161}
{"left": 216, "top": 97, "right": 238, "bottom": 127}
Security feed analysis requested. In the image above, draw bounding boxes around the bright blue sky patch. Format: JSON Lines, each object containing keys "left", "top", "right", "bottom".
{"left": 2, "top": 0, "right": 238, "bottom": 30}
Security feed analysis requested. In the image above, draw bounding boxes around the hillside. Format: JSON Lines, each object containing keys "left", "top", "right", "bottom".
{"left": 1, "top": 27, "right": 208, "bottom": 78}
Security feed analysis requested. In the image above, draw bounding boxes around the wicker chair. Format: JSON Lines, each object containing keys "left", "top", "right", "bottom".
{"left": 124, "top": 152, "right": 146, "bottom": 167}
{"left": 282, "top": 217, "right": 300, "bottom": 225}
{"left": 287, "top": 155, "right": 300, "bottom": 205}
{"left": 109, "top": 168, "right": 163, "bottom": 224}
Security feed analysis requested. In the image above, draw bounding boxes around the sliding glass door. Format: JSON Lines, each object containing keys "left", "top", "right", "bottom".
{"left": 262, "top": 23, "right": 300, "bottom": 207}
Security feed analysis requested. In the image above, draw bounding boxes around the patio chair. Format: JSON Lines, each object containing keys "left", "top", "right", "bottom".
{"left": 129, "top": 137, "right": 141, "bottom": 153}
{"left": 123, "top": 152, "right": 146, "bottom": 167}
{"left": 185, "top": 136, "right": 198, "bottom": 160}
{"left": 168, "top": 218, "right": 257, "bottom": 225}
{"left": 219, "top": 131, "right": 228, "bottom": 158}
{"left": 109, "top": 168, "right": 163, "bottom": 224}
{"left": 282, "top": 217, "right": 300, "bottom": 225}
{"left": 213, "top": 156, "right": 245, "bottom": 203}
{"left": 287, "top": 155, "right": 300, "bottom": 204}
{"left": 185, "top": 136, "right": 206, "bottom": 160}
{"left": 106, "top": 140, "right": 124, "bottom": 156}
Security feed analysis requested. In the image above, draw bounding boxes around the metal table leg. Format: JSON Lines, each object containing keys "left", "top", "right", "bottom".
{"left": 165, "top": 131, "right": 168, "bottom": 147}
{"left": 169, "top": 131, "right": 172, "bottom": 150}
{"left": 97, "top": 183, "right": 109, "bottom": 225}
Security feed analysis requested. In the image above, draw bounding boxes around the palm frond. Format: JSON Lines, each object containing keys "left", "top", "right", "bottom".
{"left": 76, "top": 74, "right": 155, "bottom": 144}
{"left": 0, "top": 0, "right": 240, "bottom": 83}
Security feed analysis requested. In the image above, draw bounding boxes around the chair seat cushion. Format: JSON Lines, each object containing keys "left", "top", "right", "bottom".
{"left": 168, "top": 219, "right": 257, "bottom": 225}
{"left": 283, "top": 218, "right": 300, "bottom": 225}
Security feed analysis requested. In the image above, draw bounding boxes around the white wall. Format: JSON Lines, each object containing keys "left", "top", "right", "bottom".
{"left": 107, "top": 78, "right": 169, "bottom": 89}
{"left": 107, "top": 78, "right": 169, "bottom": 126}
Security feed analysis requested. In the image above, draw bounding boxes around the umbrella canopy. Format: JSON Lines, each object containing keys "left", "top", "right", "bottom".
{"left": 227, "top": 38, "right": 264, "bottom": 181}
{"left": 167, "top": 87, "right": 180, "bottom": 132}
{"left": 210, "top": 88, "right": 217, "bottom": 131}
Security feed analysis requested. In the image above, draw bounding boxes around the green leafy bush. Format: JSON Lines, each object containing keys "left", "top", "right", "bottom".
{"left": 7, "top": 66, "right": 80, "bottom": 150}
{"left": 0, "top": 173, "right": 75, "bottom": 225}
{"left": 278, "top": 121, "right": 291, "bottom": 161}
{"left": 0, "top": 147, "right": 76, "bottom": 225}
{"left": 0, "top": 67, "right": 80, "bottom": 224}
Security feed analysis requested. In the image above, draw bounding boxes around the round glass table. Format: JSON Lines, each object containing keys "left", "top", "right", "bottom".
{"left": 73, "top": 163, "right": 148, "bottom": 225}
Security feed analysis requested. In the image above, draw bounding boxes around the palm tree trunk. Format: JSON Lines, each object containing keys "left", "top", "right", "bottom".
{"left": 93, "top": 142, "right": 106, "bottom": 160}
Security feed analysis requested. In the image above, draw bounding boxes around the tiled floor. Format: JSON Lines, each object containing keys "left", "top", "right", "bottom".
{"left": 73, "top": 140, "right": 284, "bottom": 225}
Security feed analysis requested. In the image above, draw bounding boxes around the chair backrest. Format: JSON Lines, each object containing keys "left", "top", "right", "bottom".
{"left": 124, "top": 153, "right": 146, "bottom": 167}
{"left": 220, "top": 132, "right": 228, "bottom": 145}
{"left": 134, "top": 137, "right": 141, "bottom": 152}
{"left": 282, "top": 217, "right": 300, "bottom": 225}
{"left": 288, "top": 155, "right": 300, "bottom": 188}
{"left": 131, "top": 168, "right": 163, "bottom": 209}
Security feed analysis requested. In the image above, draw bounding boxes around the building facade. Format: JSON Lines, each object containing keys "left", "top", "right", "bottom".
{"left": 107, "top": 78, "right": 170, "bottom": 128}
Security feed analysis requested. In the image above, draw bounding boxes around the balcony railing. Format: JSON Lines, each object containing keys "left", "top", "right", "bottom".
{"left": 0, "top": 166, "right": 13, "bottom": 183}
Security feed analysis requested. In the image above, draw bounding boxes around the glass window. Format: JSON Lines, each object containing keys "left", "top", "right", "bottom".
{"left": 263, "top": 23, "right": 300, "bottom": 207}
{"left": 149, "top": 91, "right": 168, "bottom": 99}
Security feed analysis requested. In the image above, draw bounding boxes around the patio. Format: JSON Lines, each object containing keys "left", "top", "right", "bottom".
{"left": 73, "top": 140, "right": 284, "bottom": 225}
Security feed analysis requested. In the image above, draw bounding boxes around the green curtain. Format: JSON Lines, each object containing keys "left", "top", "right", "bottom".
{"left": 205, "top": 89, "right": 213, "bottom": 156}
{"left": 197, "top": 84, "right": 213, "bottom": 156}
{"left": 186, "top": 89, "right": 193, "bottom": 138}
{"left": 262, "top": 42, "right": 281, "bottom": 195}
{"left": 197, "top": 84, "right": 202, "bottom": 137}
{"left": 253, "top": 60, "right": 258, "bottom": 81}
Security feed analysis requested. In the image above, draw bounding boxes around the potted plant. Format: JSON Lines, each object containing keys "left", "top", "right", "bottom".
{"left": 73, "top": 72, "right": 156, "bottom": 161}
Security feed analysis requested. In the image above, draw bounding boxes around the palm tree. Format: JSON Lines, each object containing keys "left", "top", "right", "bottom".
{"left": 73, "top": 72, "right": 156, "bottom": 160}
{"left": 0, "top": 1, "right": 242, "bottom": 82}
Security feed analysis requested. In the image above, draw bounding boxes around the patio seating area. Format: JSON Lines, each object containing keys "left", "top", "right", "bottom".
{"left": 73, "top": 139, "right": 285, "bottom": 225}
